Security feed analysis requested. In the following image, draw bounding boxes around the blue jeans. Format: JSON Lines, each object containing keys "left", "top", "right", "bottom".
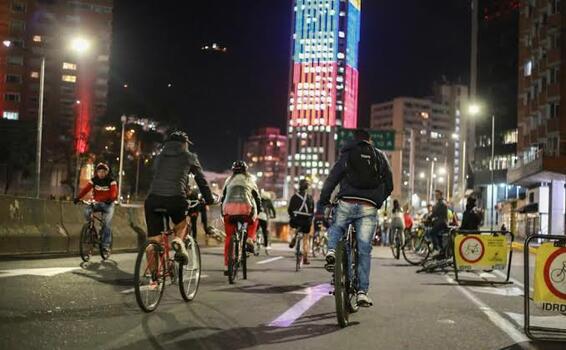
{"left": 84, "top": 202, "right": 114, "bottom": 249}
{"left": 327, "top": 200, "right": 378, "bottom": 293}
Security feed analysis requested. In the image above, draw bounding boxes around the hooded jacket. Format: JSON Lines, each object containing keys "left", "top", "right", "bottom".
{"left": 148, "top": 141, "right": 213, "bottom": 203}
{"left": 318, "top": 140, "right": 393, "bottom": 209}
{"left": 221, "top": 173, "right": 262, "bottom": 219}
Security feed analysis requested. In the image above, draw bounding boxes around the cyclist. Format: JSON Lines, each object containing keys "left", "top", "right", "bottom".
{"left": 144, "top": 131, "right": 214, "bottom": 264}
{"left": 460, "top": 196, "right": 483, "bottom": 230}
{"left": 288, "top": 179, "right": 315, "bottom": 265}
{"left": 429, "top": 189, "right": 449, "bottom": 259}
{"left": 74, "top": 162, "right": 118, "bottom": 255}
{"left": 403, "top": 204, "right": 414, "bottom": 236}
{"left": 390, "top": 199, "right": 405, "bottom": 246}
{"left": 317, "top": 129, "right": 393, "bottom": 307}
{"left": 258, "top": 190, "right": 276, "bottom": 250}
{"left": 187, "top": 187, "right": 212, "bottom": 240}
{"left": 221, "top": 160, "right": 262, "bottom": 275}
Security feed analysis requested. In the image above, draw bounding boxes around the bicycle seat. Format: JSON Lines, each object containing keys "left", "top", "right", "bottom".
{"left": 153, "top": 208, "right": 168, "bottom": 214}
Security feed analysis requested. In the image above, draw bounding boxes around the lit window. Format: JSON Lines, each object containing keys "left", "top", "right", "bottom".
{"left": 62, "top": 75, "right": 77, "bottom": 83}
{"left": 524, "top": 60, "right": 532, "bottom": 77}
{"left": 2, "top": 111, "right": 19, "bottom": 120}
{"left": 30, "top": 71, "right": 39, "bottom": 78}
{"left": 33, "top": 35, "right": 42, "bottom": 42}
{"left": 62, "top": 62, "right": 77, "bottom": 70}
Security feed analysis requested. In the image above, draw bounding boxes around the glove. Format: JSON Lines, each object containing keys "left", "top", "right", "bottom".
{"left": 73, "top": 198, "right": 80, "bottom": 205}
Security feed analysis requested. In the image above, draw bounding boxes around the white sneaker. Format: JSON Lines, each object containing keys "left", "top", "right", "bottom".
{"left": 266, "top": 246, "right": 272, "bottom": 250}
{"left": 356, "top": 292, "right": 373, "bottom": 307}
{"left": 171, "top": 237, "right": 189, "bottom": 264}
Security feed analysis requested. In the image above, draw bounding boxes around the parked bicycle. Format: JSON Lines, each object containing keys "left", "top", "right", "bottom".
{"left": 402, "top": 225, "right": 431, "bottom": 265}
{"left": 133, "top": 208, "right": 201, "bottom": 312}
{"left": 79, "top": 200, "right": 111, "bottom": 262}
{"left": 329, "top": 224, "right": 360, "bottom": 328}
{"left": 226, "top": 216, "right": 250, "bottom": 284}
{"left": 416, "top": 227, "right": 456, "bottom": 273}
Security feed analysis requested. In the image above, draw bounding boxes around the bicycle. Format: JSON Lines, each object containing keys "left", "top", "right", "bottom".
{"left": 416, "top": 227, "right": 456, "bottom": 273}
{"left": 226, "top": 216, "right": 249, "bottom": 284}
{"left": 79, "top": 200, "right": 111, "bottom": 262}
{"left": 402, "top": 225, "right": 432, "bottom": 265}
{"left": 312, "top": 229, "right": 329, "bottom": 258}
{"left": 294, "top": 230, "right": 306, "bottom": 272}
{"left": 390, "top": 224, "right": 404, "bottom": 260}
{"left": 329, "top": 224, "right": 360, "bottom": 328}
{"left": 134, "top": 208, "right": 201, "bottom": 312}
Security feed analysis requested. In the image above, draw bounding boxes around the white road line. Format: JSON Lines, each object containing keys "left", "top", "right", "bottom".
{"left": 0, "top": 267, "right": 80, "bottom": 278}
{"left": 268, "top": 283, "right": 332, "bottom": 327}
{"left": 445, "top": 276, "right": 530, "bottom": 345}
{"left": 492, "top": 270, "right": 533, "bottom": 292}
{"left": 257, "top": 256, "right": 284, "bottom": 265}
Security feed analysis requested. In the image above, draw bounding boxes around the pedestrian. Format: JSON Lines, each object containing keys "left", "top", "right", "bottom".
{"left": 460, "top": 196, "right": 483, "bottom": 231}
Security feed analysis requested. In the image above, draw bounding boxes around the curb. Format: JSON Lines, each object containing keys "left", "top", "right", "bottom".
{"left": 511, "top": 241, "right": 538, "bottom": 255}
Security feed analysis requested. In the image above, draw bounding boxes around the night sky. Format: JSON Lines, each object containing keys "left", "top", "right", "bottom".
{"left": 107, "top": 0, "right": 470, "bottom": 171}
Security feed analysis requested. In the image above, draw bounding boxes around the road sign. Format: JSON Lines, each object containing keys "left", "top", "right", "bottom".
{"left": 534, "top": 243, "right": 566, "bottom": 307}
{"left": 336, "top": 128, "right": 395, "bottom": 151}
{"left": 454, "top": 234, "right": 508, "bottom": 271}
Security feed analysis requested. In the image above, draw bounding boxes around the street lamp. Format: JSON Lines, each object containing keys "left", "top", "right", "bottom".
{"left": 69, "top": 37, "right": 91, "bottom": 54}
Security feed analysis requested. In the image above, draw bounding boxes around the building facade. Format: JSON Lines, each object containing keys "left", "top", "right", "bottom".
{"left": 508, "top": 0, "right": 566, "bottom": 236}
{"left": 286, "top": 0, "right": 361, "bottom": 196}
{"left": 243, "top": 127, "right": 287, "bottom": 198}
{"left": 0, "top": 0, "right": 113, "bottom": 196}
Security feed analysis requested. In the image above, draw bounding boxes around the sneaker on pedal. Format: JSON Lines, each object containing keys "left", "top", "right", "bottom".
{"left": 246, "top": 238, "right": 255, "bottom": 254}
{"left": 356, "top": 292, "right": 373, "bottom": 307}
{"left": 171, "top": 237, "right": 189, "bottom": 264}
{"left": 289, "top": 236, "right": 296, "bottom": 249}
{"left": 325, "top": 250, "right": 335, "bottom": 271}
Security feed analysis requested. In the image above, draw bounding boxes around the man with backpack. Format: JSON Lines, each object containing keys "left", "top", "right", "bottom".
{"left": 317, "top": 129, "right": 393, "bottom": 307}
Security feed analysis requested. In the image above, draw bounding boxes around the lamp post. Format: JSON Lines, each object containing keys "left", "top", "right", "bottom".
{"left": 118, "top": 115, "right": 126, "bottom": 203}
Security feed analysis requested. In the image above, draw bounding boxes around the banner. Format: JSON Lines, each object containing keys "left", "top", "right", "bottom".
{"left": 454, "top": 234, "right": 508, "bottom": 271}
{"left": 533, "top": 243, "right": 566, "bottom": 308}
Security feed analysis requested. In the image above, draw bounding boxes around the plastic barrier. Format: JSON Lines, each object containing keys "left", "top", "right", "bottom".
{"left": 523, "top": 234, "right": 566, "bottom": 342}
{"left": 452, "top": 229, "right": 514, "bottom": 285}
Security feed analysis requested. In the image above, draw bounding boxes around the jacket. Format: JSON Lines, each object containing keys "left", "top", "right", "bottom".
{"left": 431, "top": 199, "right": 448, "bottom": 227}
{"left": 77, "top": 175, "right": 118, "bottom": 203}
{"left": 148, "top": 141, "right": 213, "bottom": 204}
{"left": 259, "top": 196, "right": 276, "bottom": 221}
{"left": 221, "top": 173, "right": 262, "bottom": 219}
{"left": 460, "top": 206, "right": 483, "bottom": 230}
{"left": 318, "top": 140, "right": 393, "bottom": 209}
{"left": 288, "top": 191, "right": 314, "bottom": 226}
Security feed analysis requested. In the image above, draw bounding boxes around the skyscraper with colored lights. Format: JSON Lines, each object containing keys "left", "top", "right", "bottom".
{"left": 286, "top": 0, "right": 361, "bottom": 195}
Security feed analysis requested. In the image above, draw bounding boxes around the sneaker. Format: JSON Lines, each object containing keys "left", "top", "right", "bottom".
{"left": 102, "top": 247, "right": 111, "bottom": 257}
{"left": 246, "top": 238, "right": 255, "bottom": 254}
{"left": 266, "top": 245, "right": 272, "bottom": 251}
{"left": 303, "top": 256, "right": 310, "bottom": 265}
{"left": 171, "top": 237, "right": 189, "bottom": 264}
{"left": 325, "top": 250, "right": 335, "bottom": 271}
{"left": 223, "top": 270, "right": 229, "bottom": 276}
{"left": 356, "top": 292, "right": 373, "bottom": 307}
{"left": 289, "top": 236, "right": 296, "bottom": 249}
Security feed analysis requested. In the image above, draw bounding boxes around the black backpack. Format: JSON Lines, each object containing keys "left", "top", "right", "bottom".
{"left": 345, "top": 142, "right": 381, "bottom": 189}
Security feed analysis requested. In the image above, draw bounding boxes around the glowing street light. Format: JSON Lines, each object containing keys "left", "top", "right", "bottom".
{"left": 2, "top": 40, "right": 11, "bottom": 47}
{"left": 468, "top": 103, "right": 481, "bottom": 116}
{"left": 438, "top": 167, "right": 447, "bottom": 175}
{"left": 419, "top": 172, "right": 425, "bottom": 179}
{"left": 69, "top": 37, "right": 91, "bottom": 54}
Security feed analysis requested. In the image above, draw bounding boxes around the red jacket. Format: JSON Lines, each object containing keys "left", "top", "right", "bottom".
{"left": 77, "top": 176, "right": 118, "bottom": 203}
{"left": 404, "top": 213, "right": 414, "bottom": 230}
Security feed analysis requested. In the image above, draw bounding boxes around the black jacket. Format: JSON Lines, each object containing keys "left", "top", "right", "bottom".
{"left": 288, "top": 191, "right": 314, "bottom": 226}
{"left": 431, "top": 199, "right": 448, "bottom": 227}
{"left": 261, "top": 197, "right": 276, "bottom": 219}
{"left": 460, "top": 206, "right": 483, "bottom": 230}
{"left": 318, "top": 140, "right": 393, "bottom": 209}
{"left": 148, "top": 141, "right": 213, "bottom": 204}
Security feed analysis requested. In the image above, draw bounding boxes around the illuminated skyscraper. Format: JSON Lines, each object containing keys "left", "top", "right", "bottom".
{"left": 286, "top": 0, "right": 361, "bottom": 195}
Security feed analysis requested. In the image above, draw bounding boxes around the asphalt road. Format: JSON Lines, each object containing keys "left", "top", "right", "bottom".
{"left": 0, "top": 243, "right": 564, "bottom": 350}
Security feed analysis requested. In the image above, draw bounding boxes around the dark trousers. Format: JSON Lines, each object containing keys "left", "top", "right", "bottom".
{"left": 429, "top": 223, "right": 448, "bottom": 252}
{"left": 258, "top": 219, "right": 269, "bottom": 246}
{"left": 188, "top": 205, "right": 209, "bottom": 240}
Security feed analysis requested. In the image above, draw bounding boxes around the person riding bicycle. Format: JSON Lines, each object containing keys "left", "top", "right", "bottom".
{"left": 186, "top": 187, "right": 213, "bottom": 240}
{"left": 317, "top": 129, "right": 393, "bottom": 307}
{"left": 429, "top": 189, "right": 449, "bottom": 259}
{"left": 221, "top": 160, "right": 262, "bottom": 276}
{"left": 258, "top": 190, "right": 276, "bottom": 250}
{"left": 74, "top": 162, "right": 118, "bottom": 255}
{"left": 288, "top": 179, "right": 315, "bottom": 265}
{"left": 460, "top": 196, "right": 483, "bottom": 231}
{"left": 390, "top": 199, "right": 405, "bottom": 246}
{"left": 144, "top": 131, "right": 214, "bottom": 264}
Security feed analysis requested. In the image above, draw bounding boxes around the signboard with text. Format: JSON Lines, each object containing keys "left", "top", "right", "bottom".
{"left": 336, "top": 128, "right": 395, "bottom": 152}
{"left": 454, "top": 234, "right": 508, "bottom": 271}
{"left": 533, "top": 243, "right": 566, "bottom": 308}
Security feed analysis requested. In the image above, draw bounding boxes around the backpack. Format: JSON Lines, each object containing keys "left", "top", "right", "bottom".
{"left": 345, "top": 142, "right": 381, "bottom": 189}
{"left": 290, "top": 193, "right": 312, "bottom": 228}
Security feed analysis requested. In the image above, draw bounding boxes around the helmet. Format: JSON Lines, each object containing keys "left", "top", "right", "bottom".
{"left": 165, "top": 130, "right": 192, "bottom": 144}
{"left": 95, "top": 163, "right": 109, "bottom": 171}
{"left": 231, "top": 160, "right": 248, "bottom": 174}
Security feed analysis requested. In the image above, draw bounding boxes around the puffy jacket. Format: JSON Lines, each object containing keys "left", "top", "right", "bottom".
{"left": 148, "top": 141, "right": 213, "bottom": 204}
{"left": 318, "top": 140, "right": 394, "bottom": 209}
{"left": 221, "top": 173, "right": 262, "bottom": 219}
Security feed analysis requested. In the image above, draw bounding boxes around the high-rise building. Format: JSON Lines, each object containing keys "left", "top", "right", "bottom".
{"left": 0, "top": 0, "right": 113, "bottom": 196}
{"left": 243, "top": 127, "right": 287, "bottom": 198}
{"left": 508, "top": 0, "right": 566, "bottom": 236}
{"left": 286, "top": 0, "right": 361, "bottom": 196}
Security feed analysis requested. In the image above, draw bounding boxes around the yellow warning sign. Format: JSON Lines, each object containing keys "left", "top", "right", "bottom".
{"left": 534, "top": 243, "right": 566, "bottom": 306}
{"left": 454, "top": 234, "right": 508, "bottom": 271}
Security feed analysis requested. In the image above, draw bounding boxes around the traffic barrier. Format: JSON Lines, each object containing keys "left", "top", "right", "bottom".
{"left": 523, "top": 234, "right": 566, "bottom": 342}
{"left": 452, "top": 229, "right": 514, "bottom": 285}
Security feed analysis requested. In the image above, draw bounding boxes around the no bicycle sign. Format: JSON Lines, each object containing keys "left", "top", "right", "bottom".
{"left": 454, "top": 234, "right": 508, "bottom": 271}
{"left": 534, "top": 243, "right": 566, "bottom": 310}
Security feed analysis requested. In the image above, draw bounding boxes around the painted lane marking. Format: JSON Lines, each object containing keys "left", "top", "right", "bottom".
{"left": 257, "top": 256, "right": 284, "bottom": 265}
{"left": 505, "top": 312, "right": 566, "bottom": 329}
{"left": 492, "top": 270, "right": 533, "bottom": 293}
{"left": 0, "top": 267, "right": 80, "bottom": 278}
{"left": 469, "top": 286, "right": 524, "bottom": 297}
{"left": 120, "top": 274, "right": 208, "bottom": 294}
{"left": 268, "top": 283, "right": 332, "bottom": 328}
{"left": 445, "top": 276, "right": 530, "bottom": 345}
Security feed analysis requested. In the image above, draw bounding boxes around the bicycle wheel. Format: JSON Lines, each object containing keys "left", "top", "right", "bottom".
{"left": 227, "top": 233, "right": 239, "bottom": 284}
{"left": 334, "top": 241, "right": 350, "bottom": 328}
{"left": 134, "top": 241, "right": 165, "bottom": 312}
{"left": 242, "top": 233, "right": 248, "bottom": 280}
{"left": 179, "top": 238, "right": 201, "bottom": 301}
{"left": 321, "top": 236, "right": 328, "bottom": 256}
{"left": 402, "top": 235, "right": 431, "bottom": 265}
{"left": 295, "top": 236, "right": 302, "bottom": 272}
{"left": 79, "top": 224, "right": 95, "bottom": 262}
